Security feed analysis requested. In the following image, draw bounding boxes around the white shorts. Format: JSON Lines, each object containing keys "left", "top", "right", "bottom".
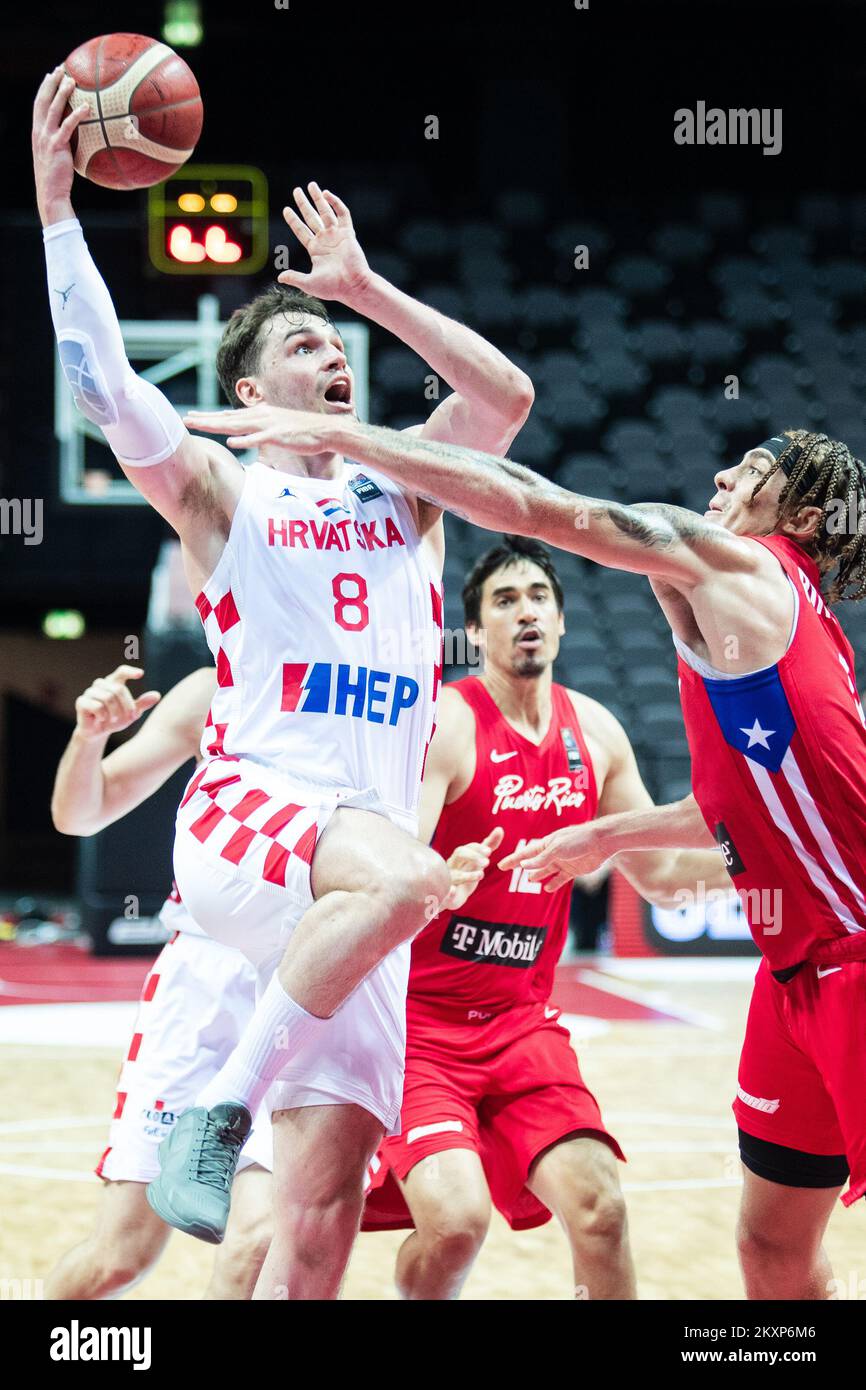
{"left": 96, "top": 927, "right": 273, "bottom": 1182}
{"left": 173, "top": 756, "right": 413, "bottom": 1135}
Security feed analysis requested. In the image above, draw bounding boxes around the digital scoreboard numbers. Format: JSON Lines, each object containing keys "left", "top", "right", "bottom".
{"left": 148, "top": 164, "right": 269, "bottom": 274}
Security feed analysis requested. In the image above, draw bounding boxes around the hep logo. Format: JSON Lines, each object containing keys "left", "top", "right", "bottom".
{"left": 281, "top": 662, "right": 420, "bottom": 725}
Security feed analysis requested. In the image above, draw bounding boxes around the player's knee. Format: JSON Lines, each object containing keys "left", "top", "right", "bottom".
{"left": 281, "top": 1184, "right": 365, "bottom": 1259}
{"left": 736, "top": 1214, "right": 806, "bottom": 1267}
{"left": 566, "top": 1184, "right": 628, "bottom": 1248}
{"left": 378, "top": 844, "right": 451, "bottom": 928}
{"left": 96, "top": 1238, "right": 159, "bottom": 1293}
{"left": 421, "top": 1202, "right": 490, "bottom": 1264}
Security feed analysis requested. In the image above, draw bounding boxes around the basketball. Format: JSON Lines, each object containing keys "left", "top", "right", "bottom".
{"left": 62, "top": 33, "right": 203, "bottom": 190}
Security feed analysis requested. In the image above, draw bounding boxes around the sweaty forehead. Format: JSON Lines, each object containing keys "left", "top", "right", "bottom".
{"left": 263, "top": 312, "right": 341, "bottom": 349}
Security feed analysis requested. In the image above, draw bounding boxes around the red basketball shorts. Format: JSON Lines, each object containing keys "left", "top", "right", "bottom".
{"left": 734, "top": 957, "right": 866, "bottom": 1206}
{"left": 363, "top": 1000, "right": 624, "bottom": 1231}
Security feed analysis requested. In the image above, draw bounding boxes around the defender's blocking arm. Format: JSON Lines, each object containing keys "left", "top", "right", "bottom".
{"left": 499, "top": 790, "right": 730, "bottom": 905}
{"left": 327, "top": 423, "right": 763, "bottom": 587}
{"left": 181, "top": 411, "right": 763, "bottom": 589}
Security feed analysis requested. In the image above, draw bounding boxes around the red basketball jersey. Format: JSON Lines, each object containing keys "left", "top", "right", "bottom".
{"left": 409, "top": 676, "right": 598, "bottom": 1014}
{"left": 677, "top": 534, "right": 866, "bottom": 971}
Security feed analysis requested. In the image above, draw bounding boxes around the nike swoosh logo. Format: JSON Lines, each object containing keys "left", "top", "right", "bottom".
{"left": 544, "top": 1006, "right": 559, "bottom": 1019}
{"left": 817, "top": 966, "right": 842, "bottom": 978}
{"left": 490, "top": 750, "right": 518, "bottom": 763}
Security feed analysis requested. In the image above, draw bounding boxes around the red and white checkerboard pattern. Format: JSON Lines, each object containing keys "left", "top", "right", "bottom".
{"left": 179, "top": 762, "right": 319, "bottom": 890}
{"left": 202, "top": 705, "right": 229, "bottom": 758}
{"left": 95, "top": 936, "right": 175, "bottom": 1176}
{"left": 195, "top": 585, "right": 241, "bottom": 690}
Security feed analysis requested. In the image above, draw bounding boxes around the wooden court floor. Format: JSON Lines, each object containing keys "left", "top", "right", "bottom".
{"left": 1, "top": 968, "right": 862, "bottom": 1300}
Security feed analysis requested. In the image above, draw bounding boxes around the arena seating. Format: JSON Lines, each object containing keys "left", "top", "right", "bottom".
{"left": 361, "top": 190, "right": 866, "bottom": 801}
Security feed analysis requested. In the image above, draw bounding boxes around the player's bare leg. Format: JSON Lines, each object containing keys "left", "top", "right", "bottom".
{"left": 736, "top": 1168, "right": 840, "bottom": 1299}
{"left": 277, "top": 806, "right": 450, "bottom": 1018}
{"left": 253, "top": 1104, "right": 383, "bottom": 1300}
{"left": 149, "top": 807, "right": 449, "bottom": 1243}
{"left": 526, "top": 1132, "right": 636, "bottom": 1300}
{"left": 395, "top": 1150, "right": 492, "bottom": 1300}
{"left": 45, "top": 1181, "right": 170, "bottom": 1299}
{"left": 204, "top": 1166, "right": 272, "bottom": 1300}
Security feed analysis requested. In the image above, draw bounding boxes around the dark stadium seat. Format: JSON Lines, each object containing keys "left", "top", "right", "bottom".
{"left": 696, "top": 192, "right": 747, "bottom": 232}
{"left": 651, "top": 223, "right": 713, "bottom": 265}
{"left": 497, "top": 190, "right": 547, "bottom": 229}
{"left": 634, "top": 320, "right": 688, "bottom": 365}
{"left": 688, "top": 320, "right": 745, "bottom": 364}
{"left": 398, "top": 219, "right": 456, "bottom": 259}
{"left": 610, "top": 255, "right": 672, "bottom": 296}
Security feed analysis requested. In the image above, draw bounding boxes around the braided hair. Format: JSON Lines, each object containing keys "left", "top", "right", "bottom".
{"left": 750, "top": 429, "right": 866, "bottom": 603}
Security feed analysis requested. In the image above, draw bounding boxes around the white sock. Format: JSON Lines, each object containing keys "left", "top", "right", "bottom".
{"left": 197, "top": 973, "right": 327, "bottom": 1116}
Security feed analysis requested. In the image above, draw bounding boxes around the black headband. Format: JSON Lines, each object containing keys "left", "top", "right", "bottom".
{"left": 757, "top": 435, "right": 820, "bottom": 495}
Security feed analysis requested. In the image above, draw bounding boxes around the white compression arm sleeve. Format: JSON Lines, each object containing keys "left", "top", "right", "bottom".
{"left": 44, "top": 218, "right": 185, "bottom": 467}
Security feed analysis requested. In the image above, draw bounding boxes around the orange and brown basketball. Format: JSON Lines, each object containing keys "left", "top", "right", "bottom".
{"left": 63, "top": 32, "right": 203, "bottom": 190}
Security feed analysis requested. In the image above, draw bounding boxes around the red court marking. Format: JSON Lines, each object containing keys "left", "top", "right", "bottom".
{"left": 0, "top": 943, "right": 154, "bottom": 1006}
{"left": 550, "top": 964, "right": 688, "bottom": 1023}
{"left": 0, "top": 945, "right": 689, "bottom": 1024}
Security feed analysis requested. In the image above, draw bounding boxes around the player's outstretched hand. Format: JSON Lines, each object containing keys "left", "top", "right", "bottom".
{"left": 277, "top": 183, "right": 371, "bottom": 306}
{"left": 183, "top": 405, "right": 338, "bottom": 454}
{"left": 74, "top": 666, "right": 161, "bottom": 742}
{"left": 32, "top": 66, "right": 91, "bottom": 225}
{"left": 441, "top": 827, "right": 505, "bottom": 913}
{"left": 498, "top": 823, "right": 610, "bottom": 893}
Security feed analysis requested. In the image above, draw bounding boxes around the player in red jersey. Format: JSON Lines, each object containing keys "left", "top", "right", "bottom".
{"left": 362, "top": 537, "right": 730, "bottom": 1299}
{"left": 235, "top": 414, "right": 866, "bottom": 1300}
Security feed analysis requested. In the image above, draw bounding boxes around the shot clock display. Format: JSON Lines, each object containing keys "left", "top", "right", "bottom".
{"left": 148, "top": 164, "right": 269, "bottom": 274}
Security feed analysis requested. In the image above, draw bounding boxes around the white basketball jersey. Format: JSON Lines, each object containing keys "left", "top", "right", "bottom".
{"left": 194, "top": 460, "right": 443, "bottom": 827}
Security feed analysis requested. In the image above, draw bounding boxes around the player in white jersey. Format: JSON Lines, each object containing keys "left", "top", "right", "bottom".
{"left": 46, "top": 665, "right": 273, "bottom": 1300}
{"left": 35, "top": 68, "right": 533, "bottom": 1297}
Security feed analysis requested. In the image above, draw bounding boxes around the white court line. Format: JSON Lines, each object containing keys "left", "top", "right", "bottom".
{"left": 0, "top": 1164, "right": 96, "bottom": 1183}
{"left": 625, "top": 1141, "right": 734, "bottom": 1154}
{"left": 596, "top": 956, "right": 758, "bottom": 983}
{"left": 0, "top": 1138, "right": 734, "bottom": 1157}
{"left": 0, "top": 1160, "right": 743, "bottom": 1195}
{"left": 588, "top": 1045, "right": 739, "bottom": 1057}
{"left": 0, "top": 1115, "right": 105, "bottom": 1135}
{"left": 622, "top": 1177, "right": 742, "bottom": 1193}
{"left": 0, "top": 1142, "right": 101, "bottom": 1155}
{"left": 606, "top": 1110, "right": 734, "bottom": 1130}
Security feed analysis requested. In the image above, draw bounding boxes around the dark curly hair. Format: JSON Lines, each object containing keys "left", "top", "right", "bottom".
{"left": 462, "top": 535, "right": 565, "bottom": 628}
{"left": 750, "top": 429, "right": 866, "bottom": 603}
{"left": 215, "top": 284, "right": 332, "bottom": 405}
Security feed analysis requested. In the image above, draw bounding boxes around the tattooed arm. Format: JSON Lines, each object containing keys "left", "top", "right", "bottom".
{"left": 180, "top": 410, "right": 764, "bottom": 587}
{"left": 322, "top": 421, "right": 763, "bottom": 588}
